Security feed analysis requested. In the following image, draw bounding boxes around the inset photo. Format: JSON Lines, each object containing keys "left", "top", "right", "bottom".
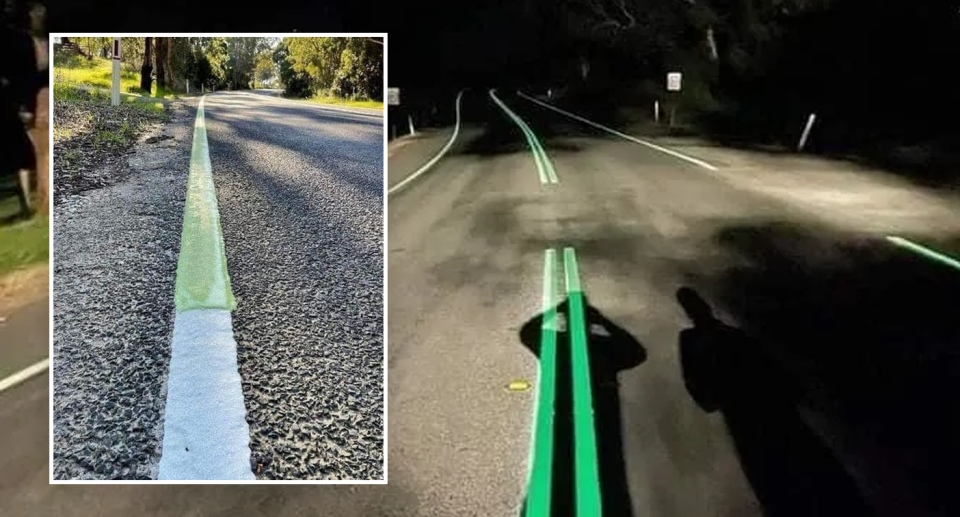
{"left": 51, "top": 35, "right": 384, "bottom": 482}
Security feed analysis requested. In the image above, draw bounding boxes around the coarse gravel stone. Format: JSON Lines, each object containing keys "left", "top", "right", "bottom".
{"left": 52, "top": 101, "right": 194, "bottom": 480}
{"left": 203, "top": 93, "right": 384, "bottom": 480}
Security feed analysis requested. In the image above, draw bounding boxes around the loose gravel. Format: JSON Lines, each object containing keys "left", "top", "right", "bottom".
{"left": 204, "top": 93, "right": 384, "bottom": 480}
{"left": 53, "top": 91, "right": 168, "bottom": 203}
{"left": 52, "top": 101, "right": 192, "bottom": 480}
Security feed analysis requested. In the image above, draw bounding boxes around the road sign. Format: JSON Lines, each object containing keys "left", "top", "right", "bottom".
{"left": 388, "top": 87, "right": 400, "bottom": 106}
{"left": 667, "top": 72, "right": 681, "bottom": 91}
{"left": 113, "top": 39, "right": 120, "bottom": 60}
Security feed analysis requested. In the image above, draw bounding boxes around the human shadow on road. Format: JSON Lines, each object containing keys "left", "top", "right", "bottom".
{"left": 518, "top": 296, "right": 645, "bottom": 517}
{"left": 676, "top": 286, "right": 873, "bottom": 517}
{"left": 690, "top": 222, "right": 960, "bottom": 517}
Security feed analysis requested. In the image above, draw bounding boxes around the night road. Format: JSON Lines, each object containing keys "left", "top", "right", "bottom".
{"left": 386, "top": 89, "right": 960, "bottom": 517}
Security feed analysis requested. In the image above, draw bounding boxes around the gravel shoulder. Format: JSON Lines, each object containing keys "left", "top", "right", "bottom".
{"left": 52, "top": 100, "right": 193, "bottom": 480}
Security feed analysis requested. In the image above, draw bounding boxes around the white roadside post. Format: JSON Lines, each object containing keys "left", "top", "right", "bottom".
{"left": 654, "top": 100, "right": 660, "bottom": 124}
{"left": 111, "top": 38, "right": 121, "bottom": 106}
{"left": 667, "top": 72, "right": 682, "bottom": 127}
{"left": 388, "top": 87, "right": 401, "bottom": 139}
{"left": 798, "top": 113, "right": 817, "bottom": 152}
{"left": 186, "top": 79, "right": 190, "bottom": 94}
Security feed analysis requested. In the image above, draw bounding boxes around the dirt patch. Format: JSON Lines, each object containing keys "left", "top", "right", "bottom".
{"left": 0, "top": 264, "right": 48, "bottom": 318}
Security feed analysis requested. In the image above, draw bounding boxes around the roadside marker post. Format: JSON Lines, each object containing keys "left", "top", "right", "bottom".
{"left": 111, "top": 37, "right": 120, "bottom": 106}
{"left": 798, "top": 113, "right": 817, "bottom": 152}
{"left": 408, "top": 114, "right": 416, "bottom": 136}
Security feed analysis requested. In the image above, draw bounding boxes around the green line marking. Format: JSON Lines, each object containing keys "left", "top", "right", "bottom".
{"left": 174, "top": 96, "right": 236, "bottom": 312}
{"left": 887, "top": 236, "right": 960, "bottom": 272}
{"left": 563, "top": 247, "right": 602, "bottom": 516}
{"left": 488, "top": 89, "right": 558, "bottom": 184}
{"left": 526, "top": 249, "right": 559, "bottom": 517}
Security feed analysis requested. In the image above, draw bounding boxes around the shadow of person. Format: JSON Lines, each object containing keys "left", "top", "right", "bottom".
{"left": 676, "top": 286, "right": 874, "bottom": 517}
{"left": 519, "top": 296, "right": 646, "bottom": 517}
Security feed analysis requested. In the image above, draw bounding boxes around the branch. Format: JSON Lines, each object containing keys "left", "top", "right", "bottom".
{"left": 366, "top": 38, "right": 384, "bottom": 45}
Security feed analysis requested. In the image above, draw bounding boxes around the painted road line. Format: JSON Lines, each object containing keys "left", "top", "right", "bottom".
{"left": 0, "top": 358, "right": 48, "bottom": 394}
{"left": 489, "top": 89, "right": 559, "bottom": 184}
{"left": 174, "top": 95, "right": 236, "bottom": 312}
{"left": 526, "top": 249, "right": 559, "bottom": 517}
{"left": 388, "top": 89, "right": 466, "bottom": 195}
{"left": 159, "top": 95, "right": 253, "bottom": 480}
{"left": 518, "top": 91, "right": 719, "bottom": 172}
{"left": 563, "top": 247, "right": 602, "bottom": 516}
{"left": 158, "top": 309, "right": 253, "bottom": 480}
{"left": 887, "top": 236, "right": 960, "bottom": 272}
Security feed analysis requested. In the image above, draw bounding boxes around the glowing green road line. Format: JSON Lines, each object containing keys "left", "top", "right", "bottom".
{"left": 174, "top": 96, "right": 236, "bottom": 312}
{"left": 526, "top": 249, "right": 559, "bottom": 517}
{"left": 488, "top": 89, "right": 558, "bottom": 184}
{"left": 563, "top": 247, "right": 602, "bottom": 516}
{"left": 887, "top": 236, "right": 960, "bottom": 272}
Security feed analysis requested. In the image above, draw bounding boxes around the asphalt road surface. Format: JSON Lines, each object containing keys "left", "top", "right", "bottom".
{"left": 204, "top": 92, "right": 383, "bottom": 479}
{"left": 1, "top": 298, "right": 49, "bottom": 513}
{"left": 51, "top": 91, "right": 383, "bottom": 483}
{"left": 386, "top": 90, "right": 960, "bottom": 517}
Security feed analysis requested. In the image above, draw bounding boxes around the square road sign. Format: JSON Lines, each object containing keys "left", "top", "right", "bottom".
{"left": 388, "top": 87, "right": 400, "bottom": 106}
{"left": 667, "top": 72, "right": 682, "bottom": 92}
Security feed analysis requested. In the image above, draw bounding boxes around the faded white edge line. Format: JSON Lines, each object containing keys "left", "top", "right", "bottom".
{"left": 159, "top": 96, "right": 253, "bottom": 481}
{"left": 517, "top": 91, "right": 718, "bottom": 171}
{"left": 0, "top": 358, "right": 49, "bottom": 394}
{"left": 388, "top": 89, "right": 465, "bottom": 196}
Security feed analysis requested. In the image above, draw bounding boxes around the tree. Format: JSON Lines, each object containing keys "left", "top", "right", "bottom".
{"left": 154, "top": 37, "right": 167, "bottom": 89}
{"left": 273, "top": 40, "right": 312, "bottom": 97}
{"left": 284, "top": 37, "right": 383, "bottom": 99}
{"left": 254, "top": 52, "right": 276, "bottom": 88}
{"left": 140, "top": 37, "right": 153, "bottom": 93}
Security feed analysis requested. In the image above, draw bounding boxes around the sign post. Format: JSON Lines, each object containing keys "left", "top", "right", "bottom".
{"left": 111, "top": 38, "right": 121, "bottom": 106}
{"left": 666, "top": 72, "right": 682, "bottom": 127}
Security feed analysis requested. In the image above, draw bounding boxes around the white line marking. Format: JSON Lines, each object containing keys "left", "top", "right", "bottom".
{"left": 158, "top": 310, "right": 254, "bottom": 480}
{"left": 0, "top": 358, "right": 49, "bottom": 394}
{"left": 388, "top": 89, "right": 465, "bottom": 195}
{"left": 159, "top": 96, "right": 253, "bottom": 480}
{"left": 517, "top": 91, "right": 718, "bottom": 171}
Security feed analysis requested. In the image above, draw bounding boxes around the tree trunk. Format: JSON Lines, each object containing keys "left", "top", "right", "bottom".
{"left": 165, "top": 38, "right": 175, "bottom": 90}
{"left": 140, "top": 37, "right": 153, "bottom": 93}
{"left": 155, "top": 37, "right": 167, "bottom": 89}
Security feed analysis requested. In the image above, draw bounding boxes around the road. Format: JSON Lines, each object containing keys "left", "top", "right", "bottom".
{"left": 52, "top": 90, "right": 383, "bottom": 482}
{"left": 386, "top": 90, "right": 960, "bottom": 516}
{"left": 0, "top": 298, "right": 49, "bottom": 513}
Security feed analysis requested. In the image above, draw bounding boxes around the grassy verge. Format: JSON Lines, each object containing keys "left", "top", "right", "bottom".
{"left": 0, "top": 216, "right": 49, "bottom": 277}
{"left": 294, "top": 94, "right": 383, "bottom": 110}
{"left": 53, "top": 83, "right": 165, "bottom": 114}
{"left": 53, "top": 55, "right": 177, "bottom": 109}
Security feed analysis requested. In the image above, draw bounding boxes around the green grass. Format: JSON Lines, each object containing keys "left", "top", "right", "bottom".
{"left": 53, "top": 83, "right": 165, "bottom": 114}
{"left": 0, "top": 215, "right": 49, "bottom": 276}
{"left": 53, "top": 56, "right": 178, "bottom": 102}
{"left": 299, "top": 94, "right": 384, "bottom": 110}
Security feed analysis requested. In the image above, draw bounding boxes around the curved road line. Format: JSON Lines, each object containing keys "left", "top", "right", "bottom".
{"left": 489, "top": 89, "right": 558, "bottom": 184}
{"left": 517, "top": 91, "right": 719, "bottom": 171}
{"left": 388, "top": 89, "right": 465, "bottom": 196}
{"left": 0, "top": 358, "right": 48, "bottom": 394}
